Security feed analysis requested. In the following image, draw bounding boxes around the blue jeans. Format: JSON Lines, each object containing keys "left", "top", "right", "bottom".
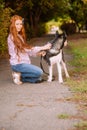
{"left": 11, "top": 63, "right": 43, "bottom": 83}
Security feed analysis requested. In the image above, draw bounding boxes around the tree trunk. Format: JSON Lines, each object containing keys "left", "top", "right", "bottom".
{"left": 29, "top": 9, "right": 41, "bottom": 37}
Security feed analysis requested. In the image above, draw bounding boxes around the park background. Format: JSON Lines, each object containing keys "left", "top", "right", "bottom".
{"left": 0, "top": 0, "right": 87, "bottom": 129}
{"left": 1, "top": 0, "right": 87, "bottom": 55}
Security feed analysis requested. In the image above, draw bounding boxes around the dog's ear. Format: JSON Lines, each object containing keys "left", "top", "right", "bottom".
{"left": 49, "top": 31, "right": 59, "bottom": 44}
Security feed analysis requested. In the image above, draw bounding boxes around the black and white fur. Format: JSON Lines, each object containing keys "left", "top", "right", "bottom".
{"left": 40, "top": 31, "right": 70, "bottom": 83}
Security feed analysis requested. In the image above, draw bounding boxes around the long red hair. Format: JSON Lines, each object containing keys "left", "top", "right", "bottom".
{"left": 10, "top": 15, "right": 31, "bottom": 54}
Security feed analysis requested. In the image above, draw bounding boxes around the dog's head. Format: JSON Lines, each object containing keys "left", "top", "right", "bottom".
{"left": 50, "top": 31, "right": 67, "bottom": 50}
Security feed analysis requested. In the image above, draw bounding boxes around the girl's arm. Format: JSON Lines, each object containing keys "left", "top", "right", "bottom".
{"left": 26, "top": 42, "right": 51, "bottom": 57}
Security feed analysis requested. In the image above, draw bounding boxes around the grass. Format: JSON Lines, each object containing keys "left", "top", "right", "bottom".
{"left": 64, "top": 35, "right": 87, "bottom": 123}
{"left": 69, "top": 40, "right": 87, "bottom": 71}
{"left": 65, "top": 35, "right": 87, "bottom": 129}
{"left": 74, "top": 121, "right": 87, "bottom": 130}
{"left": 66, "top": 37, "right": 87, "bottom": 97}
{"left": 57, "top": 113, "right": 70, "bottom": 119}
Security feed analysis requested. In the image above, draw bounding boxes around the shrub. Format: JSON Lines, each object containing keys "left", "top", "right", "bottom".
{"left": 60, "top": 22, "right": 76, "bottom": 35}
{"left": 0, "top": 5, "right": 13, "bottom": 57}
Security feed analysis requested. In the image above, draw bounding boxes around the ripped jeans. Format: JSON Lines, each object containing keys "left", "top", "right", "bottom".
{"left": 11, "top": 63, "right": 43, "bottom": 83}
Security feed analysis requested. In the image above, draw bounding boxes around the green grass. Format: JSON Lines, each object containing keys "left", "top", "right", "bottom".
{"left": 66, "top": 37, "right": 87, "bottom": 101}
{"left": 57, "top": 113, "right": 70, "bottom": 119}
{"left": 69, "top": 39, "right": 87, "bottom": 70}
{"left": 64, "top": 36, "right": 87, "bottom": 127}
{"left": 66, "top": 78, "right": 87, "bottom": 93}
{"left": 67, "top": 38, "right": 87, "bottom": 92}
{"left": 74, "top": 121, "right": 87, "bottom": 130}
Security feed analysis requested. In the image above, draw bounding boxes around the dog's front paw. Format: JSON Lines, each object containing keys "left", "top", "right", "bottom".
{"left": 59, "top": 80, "right": 63, "bottom": 84}
{"left": 47, "top": 76, "right": 52, "bottom": 82}
{"left": 59, "top": 79, "right": 63, "bottom": 84}
{"left": 47, "top": 79, "right": 52, "bottom": 82}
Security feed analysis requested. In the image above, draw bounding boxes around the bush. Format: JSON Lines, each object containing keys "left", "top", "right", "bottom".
{"left": 0, "top": 6, "right": 13, "bottom": 57}
{"left": 60, "top": 22, "right": 76, "bottom": 35}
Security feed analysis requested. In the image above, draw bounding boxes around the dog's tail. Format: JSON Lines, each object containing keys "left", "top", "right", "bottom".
{"left": 40, "top": 56, "right": 49, "bottom": 75}
{"left": 40, "top": 56, "right": 55, "bottom": 81}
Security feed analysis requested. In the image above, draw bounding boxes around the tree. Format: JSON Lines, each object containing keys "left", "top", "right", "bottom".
{"left": 5, "top": 0, "right": 70, "bottom": 37}
{"left": 69, "top": 0, "right": 86, "bottom": 32}
{"left": 0, "top": 0, "right": 13, "bottom": 56}
{"left": 82, "top": 0, "right": 87, "bottom": 3}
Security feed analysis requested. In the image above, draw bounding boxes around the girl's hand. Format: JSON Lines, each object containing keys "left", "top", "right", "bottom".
{"left": 43, "top": 42, "right": 51, "bottom": 50}
{"left": 37, "top": 51, "right": 46, "bottom": 56}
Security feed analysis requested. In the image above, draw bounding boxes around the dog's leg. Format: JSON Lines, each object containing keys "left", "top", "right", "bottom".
{"left": 57, "top": 62, "right": 63, "bottom": 83}
{"left": 47, "top": 65, "right": 53, "bottom": 82}
{"left": 61, "top": 60, "right": 70, "bottom": 78}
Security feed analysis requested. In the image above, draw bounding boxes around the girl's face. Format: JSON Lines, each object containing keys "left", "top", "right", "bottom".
{"left": 15, "top": 19, "right": 23, "bottom": 32}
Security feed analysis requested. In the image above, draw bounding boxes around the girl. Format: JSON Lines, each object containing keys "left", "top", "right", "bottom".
{"left": 7, "top": 15, "right": 51, "bottom": 85}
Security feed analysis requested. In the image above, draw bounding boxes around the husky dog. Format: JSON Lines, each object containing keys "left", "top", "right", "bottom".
{"left": 40, "top": 31, "right": 69, "bottom": 83}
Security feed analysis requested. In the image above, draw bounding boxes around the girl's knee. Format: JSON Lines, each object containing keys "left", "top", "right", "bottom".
{"left": 38, "top": 69, "right": 43, "bottom": 76}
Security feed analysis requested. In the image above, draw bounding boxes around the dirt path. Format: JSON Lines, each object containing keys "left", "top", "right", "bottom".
{"left": 0, "top": 36, "right": 81, "bottom": 130}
